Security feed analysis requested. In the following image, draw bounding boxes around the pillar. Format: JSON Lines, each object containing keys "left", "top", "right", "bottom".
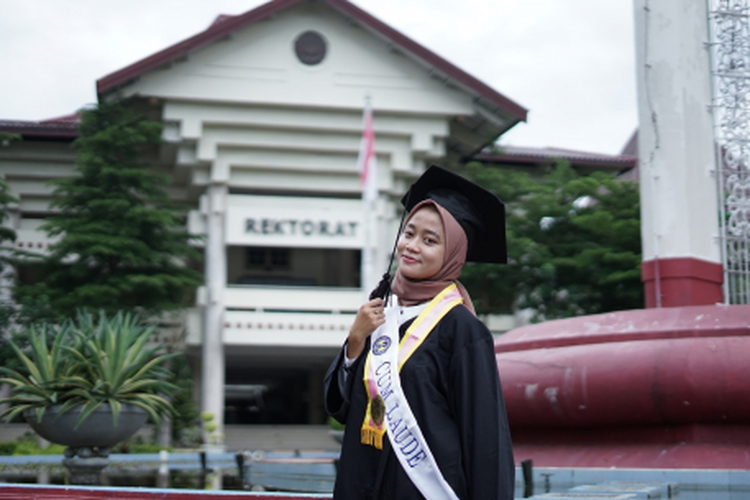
{"left": 201, "top": 183, "right": 227, "bottom": 448}
{"left": 633, "top": 0, "right": 723, "bottom": 307}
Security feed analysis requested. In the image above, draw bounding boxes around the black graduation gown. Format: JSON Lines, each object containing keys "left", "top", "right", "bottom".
{"left": 324, "top": 305, "right": 515, "bottom": 500}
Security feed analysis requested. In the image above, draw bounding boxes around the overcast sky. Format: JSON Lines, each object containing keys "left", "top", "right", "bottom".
{"left": 1, "top": 0, "right": 638, "bottom": 155}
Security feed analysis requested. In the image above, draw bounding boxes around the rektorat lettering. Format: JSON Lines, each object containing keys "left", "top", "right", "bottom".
{"left": 243, "top": 218, "right": 359, "bottom": 237}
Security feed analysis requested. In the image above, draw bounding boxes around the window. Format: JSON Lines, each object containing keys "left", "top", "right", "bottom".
{"left": 245, "top": 247, "right": 290, "bottom": 270}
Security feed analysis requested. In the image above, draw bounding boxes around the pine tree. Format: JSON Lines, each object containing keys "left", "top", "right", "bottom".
{"left": 16, "top": 102, "right": 202, "bottom": 318}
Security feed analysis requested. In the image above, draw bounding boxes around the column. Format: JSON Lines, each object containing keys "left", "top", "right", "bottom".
{"left": 201, "top": 182, "right": 227, "bottom": 449}
{"left": 633, "top": 0, "right": 723, "bottom": 307}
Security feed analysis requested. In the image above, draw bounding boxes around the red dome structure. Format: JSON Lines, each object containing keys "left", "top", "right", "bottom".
{"left": 495, "top": 304, "right": 750, "bottom": 469}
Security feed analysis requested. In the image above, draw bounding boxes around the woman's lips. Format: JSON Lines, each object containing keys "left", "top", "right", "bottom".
{"left": 401, "top": 254, "right": 418, "bottom": 264}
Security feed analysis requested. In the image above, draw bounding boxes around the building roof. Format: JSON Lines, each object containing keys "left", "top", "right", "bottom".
{"left": 96, "top": 0, "right": 527, "bottom": 123}
{"left": 476, "top": 145, "right": 637, "bottom": 172}
{"left": 0, "top": 114, "right": 80, "bottom": 140}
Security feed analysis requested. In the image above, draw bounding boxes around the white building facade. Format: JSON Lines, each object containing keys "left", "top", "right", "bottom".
{"left": 0, "top": 0, "right": 526, "bottom": 443}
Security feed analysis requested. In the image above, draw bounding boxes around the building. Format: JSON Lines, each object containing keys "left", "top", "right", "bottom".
{"left": 0, "top": 0, "right": 637, "bottom": 447}
{"left": 0, "top": 0, "right": 527, "bottom": 444}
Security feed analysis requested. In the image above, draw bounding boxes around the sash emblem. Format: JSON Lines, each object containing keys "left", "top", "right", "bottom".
{"left": 372, "top": 336, "right": 391, "bottom": 355}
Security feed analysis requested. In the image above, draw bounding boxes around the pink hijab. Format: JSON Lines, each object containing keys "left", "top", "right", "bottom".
{"left": 391, "top": 200, "right": 476, "bottom": 315}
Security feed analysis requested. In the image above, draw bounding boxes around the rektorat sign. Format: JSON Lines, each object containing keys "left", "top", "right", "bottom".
{"left": 225, "top": 196, "right": 365, "bottom": 249}
{"left": 245, "top": 218, "right": 359, "bottom": 238}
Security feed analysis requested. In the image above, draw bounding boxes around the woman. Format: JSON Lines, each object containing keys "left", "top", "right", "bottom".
{"left": 324, "top": 166, "right": 515, "bottom": 499}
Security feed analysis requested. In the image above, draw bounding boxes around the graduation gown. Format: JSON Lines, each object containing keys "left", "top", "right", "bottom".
{"left": 324, "top": 304, "right": 515, "bottom": 500}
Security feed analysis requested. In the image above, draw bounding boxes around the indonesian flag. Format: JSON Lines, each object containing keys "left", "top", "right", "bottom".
{"left": 358, "top": 103, "right": 377, "bottom": 203}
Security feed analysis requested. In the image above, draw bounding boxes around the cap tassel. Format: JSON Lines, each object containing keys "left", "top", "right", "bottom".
{"left": 369, "top": 272, "right": 392, "bottom": 301}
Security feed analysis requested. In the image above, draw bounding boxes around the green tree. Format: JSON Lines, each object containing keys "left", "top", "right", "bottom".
{"left": 0, "top": 134, "right": 20, "bottom": 256}
{"left": 14, "top": 102, "right": 203, "bottom": 319}
{"left": 0, "top": 133, "right": 21, "bottom": 146}
{"left": 0, "top": 171, "right": 19, "bottom": 369}
{"left": 0, "top": 176, "right": 18, "bottom": 269}
{"left": 457, "top": 160, "right": 642, "bottom": 320}
{"left": 169, "top": 352, "right": 200, "bottom": 446}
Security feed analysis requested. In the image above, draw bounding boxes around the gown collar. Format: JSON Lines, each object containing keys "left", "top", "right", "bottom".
{"left": 396, "top": 302, "right": 427, "bottom": 325}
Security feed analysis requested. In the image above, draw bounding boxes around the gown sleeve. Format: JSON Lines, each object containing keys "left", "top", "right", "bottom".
{"left": 448, "top": 315, "right": 515, "bottom": 500}
{"left": 324, "top": 340, "right": 365, "bottom": 425}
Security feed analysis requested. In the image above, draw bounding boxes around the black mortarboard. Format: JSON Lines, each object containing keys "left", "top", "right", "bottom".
{"left": 369, "top": 164, "right": 506, "bottom": 301}
{"left": 401, "top": 165, "right": 507, "bottom": 264}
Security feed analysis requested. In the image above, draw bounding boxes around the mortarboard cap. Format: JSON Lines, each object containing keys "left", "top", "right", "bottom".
{"left": 401, "top": 165, "right": 507, "bottom": 264}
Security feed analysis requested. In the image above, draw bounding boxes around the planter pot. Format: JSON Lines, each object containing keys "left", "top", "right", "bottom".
{"left": 25, "top": 404, "right": 148, "bottom": 449}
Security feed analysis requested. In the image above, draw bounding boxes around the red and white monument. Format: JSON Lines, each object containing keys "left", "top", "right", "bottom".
{"left": 496, "top": 0, "right": 750, "bottom": 469}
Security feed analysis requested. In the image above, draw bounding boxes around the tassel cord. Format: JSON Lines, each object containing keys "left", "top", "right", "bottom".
{"left": 369, "top": 206, "right": 409, "bottom": 304}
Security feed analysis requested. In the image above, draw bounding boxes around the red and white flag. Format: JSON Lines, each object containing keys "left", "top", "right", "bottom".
{"left": 358, "top": 103, "right": 377, "bottom": 203}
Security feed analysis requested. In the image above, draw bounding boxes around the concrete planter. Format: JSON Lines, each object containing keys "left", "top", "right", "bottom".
{"left": 25, "top": 404, "right": 147, "bottom": 449}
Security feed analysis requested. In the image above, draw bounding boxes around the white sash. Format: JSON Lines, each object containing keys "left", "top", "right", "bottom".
{"left": 368, "top": 292, "right": 460, "bottom": 500}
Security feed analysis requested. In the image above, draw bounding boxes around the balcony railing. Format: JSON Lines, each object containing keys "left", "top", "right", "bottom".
{"left": 187, "top": 285, "right": 362, "bottom": 347}
{"left": 223, "top": 285, "right": 363, "bottom": 313}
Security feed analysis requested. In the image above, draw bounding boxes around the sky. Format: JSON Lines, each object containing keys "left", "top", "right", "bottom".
{"left": 1, "top": 0, "right": 638, "bottom": 156}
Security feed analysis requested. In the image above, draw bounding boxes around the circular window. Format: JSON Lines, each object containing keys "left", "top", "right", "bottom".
{"left": 295, "top": 31, "right": 327, "bottom": 65}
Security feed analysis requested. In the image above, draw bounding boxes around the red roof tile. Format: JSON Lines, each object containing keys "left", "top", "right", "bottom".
{"left": 209, "top": 14, "right": 238, "bottom": 28}
{"left": 0, "top": 118, "right": 80, "bottom": 139}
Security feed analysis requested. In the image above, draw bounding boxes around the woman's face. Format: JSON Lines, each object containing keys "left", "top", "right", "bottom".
{"left": 397, "top": 205, "right": 446, "bottom": 280}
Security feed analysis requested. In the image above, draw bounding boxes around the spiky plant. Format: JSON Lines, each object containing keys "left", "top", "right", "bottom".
{"left": 0, "top": 310, "right": 177, "bottom": 428}
{"left": 0, "top": 324, "right": 82, "bottom": 423}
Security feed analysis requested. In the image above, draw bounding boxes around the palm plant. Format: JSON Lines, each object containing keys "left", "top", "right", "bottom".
{"left": 0, "top": 310, "right": 177, "bottom": 428}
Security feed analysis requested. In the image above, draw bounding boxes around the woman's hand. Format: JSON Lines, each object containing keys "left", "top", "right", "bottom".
{"left": 347, "top": 298, "right": 385, "bottom": 360}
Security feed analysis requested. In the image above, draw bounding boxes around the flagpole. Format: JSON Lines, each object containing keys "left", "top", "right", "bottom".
{"left": 359, "top": 96, "right": 377, "bottom": 300}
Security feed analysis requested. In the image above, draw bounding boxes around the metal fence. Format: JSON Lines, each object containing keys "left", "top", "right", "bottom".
{"left": 708, "top": 0, "right": 750, "bottom": 304}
